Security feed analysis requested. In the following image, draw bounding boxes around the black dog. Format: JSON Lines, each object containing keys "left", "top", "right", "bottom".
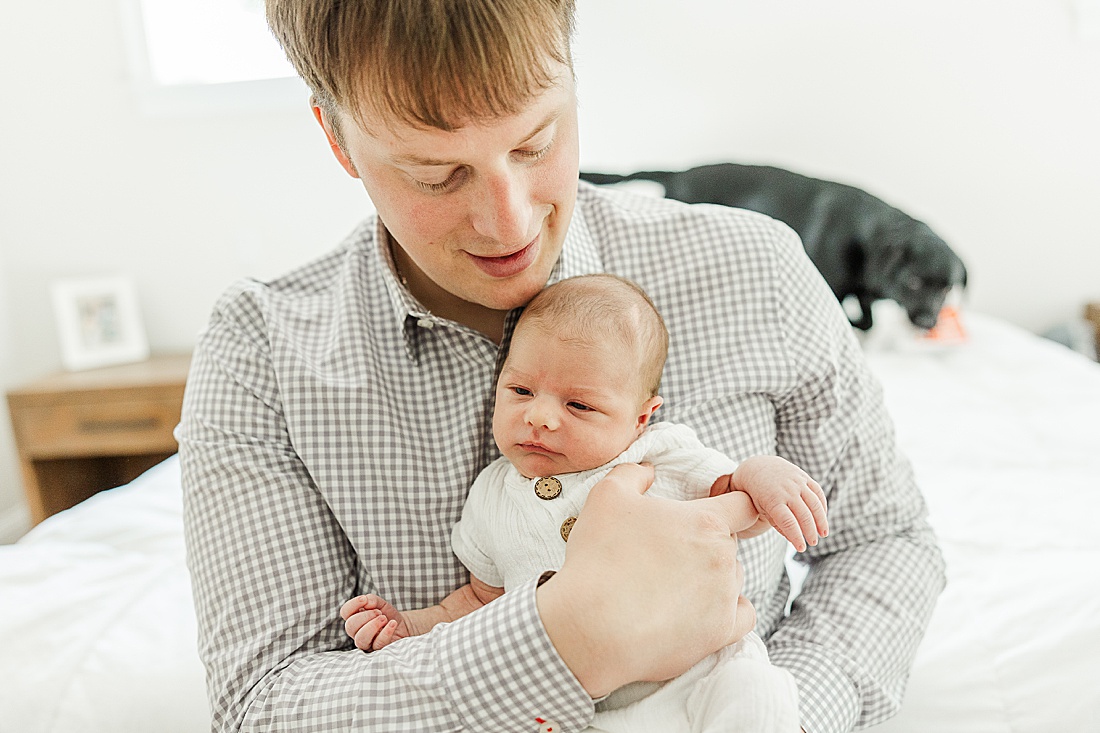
{"left": 581, "top": 163, "right": 967, "bottom": 330}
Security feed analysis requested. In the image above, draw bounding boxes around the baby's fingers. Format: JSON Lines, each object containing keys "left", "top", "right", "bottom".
{"left": 344, "top": 607, "right": 380, "bottom": 639}
{"left": 340, "top": 594, "right": 383, "bottom": 620}
{"left": 791, "top": 491, "right": 827, "bottom": 549}
{"left": 804, "top": 482, "right": 829, "bottom": 538}
{"left": 768, "top": 505, "right": 808, "bottom": 552}
{"left": 340, "top": 596, "right": 366, "bottom": 620}
{"left": 807, "top": 478, "right": 828, "bottom": 510}
{"left": 372, "top": 619, "right": 402, "bottom": 650}
{"left": 351, "top": 612, "right": 390, "bottom": 652}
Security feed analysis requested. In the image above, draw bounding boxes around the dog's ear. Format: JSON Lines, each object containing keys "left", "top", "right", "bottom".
{"left": 861, "top": 218, "right": 911, "bottom": 295}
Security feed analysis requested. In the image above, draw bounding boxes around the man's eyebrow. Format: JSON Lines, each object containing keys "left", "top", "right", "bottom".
{"left": 391, "top": 112, "right": 560, "bottom": 168}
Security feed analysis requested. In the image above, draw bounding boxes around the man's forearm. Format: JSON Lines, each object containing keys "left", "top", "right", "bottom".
{"left": 768, "top": 526, "right": 946, "bottom": 733}
{"left": 224, "top": 581, "right": 595, "bottom": 732}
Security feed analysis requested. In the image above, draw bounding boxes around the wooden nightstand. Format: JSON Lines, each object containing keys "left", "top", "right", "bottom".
{"left": 1086, "top": 302, "right": 1100, "bottom": 359}
{"left": 6, "top": 353, "right": 191, "bottom": 525}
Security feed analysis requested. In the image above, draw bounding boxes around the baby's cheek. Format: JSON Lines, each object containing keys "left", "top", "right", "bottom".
{"left": 571, "top": 430, "right": 628, "bottom": 472}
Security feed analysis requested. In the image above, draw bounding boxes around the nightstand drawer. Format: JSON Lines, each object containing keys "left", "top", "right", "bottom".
{"left": 14, "top": 399, "right": 182, "bottom": 458}
{"left": 7, "top": 353, "right": 191, "bottom": 524}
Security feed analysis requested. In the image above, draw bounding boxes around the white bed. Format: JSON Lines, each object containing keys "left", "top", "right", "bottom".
{"left": 1, "top": 312, "right": 1098, "bottom": 732}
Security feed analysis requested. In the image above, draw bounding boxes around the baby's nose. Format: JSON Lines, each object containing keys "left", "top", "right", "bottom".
{"left": 525, "top": 399, "right": 560, "bottom": 430}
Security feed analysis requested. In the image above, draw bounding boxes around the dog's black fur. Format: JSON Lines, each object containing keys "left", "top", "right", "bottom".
{"left": 581, "top": 163, "right": 967, "bottom": 330}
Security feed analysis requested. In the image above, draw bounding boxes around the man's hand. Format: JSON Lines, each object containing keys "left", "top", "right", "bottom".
{"left": 537, "top": 463, "right": 755, "bottom": 698}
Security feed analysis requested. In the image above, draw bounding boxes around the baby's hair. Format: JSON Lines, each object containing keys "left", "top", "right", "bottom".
{"left": 517, "top": 274, "right": 669, "bottom": 400}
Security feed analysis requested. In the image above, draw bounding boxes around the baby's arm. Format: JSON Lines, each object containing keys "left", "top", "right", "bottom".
{"left": 341, "top": 575, "right": 505, "bottom": 652}
{"left": 710, "top": 456, "right": 828, "bottom": 552}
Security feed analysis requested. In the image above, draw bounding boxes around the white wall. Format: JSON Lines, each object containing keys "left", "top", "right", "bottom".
{"left": 1, "top": 0, "right": 1098, "bottom": 526}
{"left": 0, "top": 0, "right": 369, "bottom": 532}
{"left": 573, "top": 0, "right": 1100, "bottom": 332}
{"left": 0, "top": 248, "right": 20, "bottom": 539}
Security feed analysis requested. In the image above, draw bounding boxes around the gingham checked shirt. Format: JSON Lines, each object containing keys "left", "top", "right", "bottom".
{"left": 178, "top": 182, "right": 945, "bottom": 733}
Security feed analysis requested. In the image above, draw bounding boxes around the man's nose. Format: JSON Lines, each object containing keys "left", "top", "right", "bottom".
{"left": 470, "top": 169, "right": 534, "bottom": 246}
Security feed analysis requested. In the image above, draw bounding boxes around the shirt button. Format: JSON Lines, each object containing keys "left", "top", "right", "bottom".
{"left": 534, "top": 476, "right": 563, "bottom": 500}
{"left": 560, "top": 516, "right": 576, "bottom": 542}
{"left": 416, "top": 318, "right": 434, "bottom": 329}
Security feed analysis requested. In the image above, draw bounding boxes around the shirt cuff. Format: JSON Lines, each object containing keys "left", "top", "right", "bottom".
{"left": 434, "top": 574, "right": 594, "bottom": 730}
{"left": 768, "top": 642, "right": 860, "bottom": 733}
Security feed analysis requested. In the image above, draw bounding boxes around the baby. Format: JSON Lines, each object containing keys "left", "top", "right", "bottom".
{"left": 341, "top": 274, "right": 825, "bottom": 732}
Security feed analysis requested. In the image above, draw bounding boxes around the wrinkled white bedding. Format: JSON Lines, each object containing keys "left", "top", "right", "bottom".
{"left": 1, "top": 312, "right": 1097, "bottom": 732}
{"left": 0, "top": 457, "right": 208, "bottom": 733}
{"left": 863, "top": 314, "right": 1100, "bottom": 732}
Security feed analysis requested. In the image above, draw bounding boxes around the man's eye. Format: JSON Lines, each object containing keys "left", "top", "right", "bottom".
{"left": 416, "top": 179, "right": 451, "bottom": 193}
{"left": 414, "top": 167, "right": 467, "bottom": 193}
{"left": 515, "top": 139, "right": 554, "bottom": 162}
{"left": 567, "top": 401, "right": 591, "bottom": 412}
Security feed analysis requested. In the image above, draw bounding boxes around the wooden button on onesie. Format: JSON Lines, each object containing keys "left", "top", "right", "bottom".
{"left": 533, "top": 476, "right": 563, "bottom": 500}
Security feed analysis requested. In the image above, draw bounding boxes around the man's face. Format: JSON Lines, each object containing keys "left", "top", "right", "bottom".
{"left": 317, "top": 62, "right": 580, "bottom": 323}
{"left": 492, "top": 321, "right": 660, "bottom": 480}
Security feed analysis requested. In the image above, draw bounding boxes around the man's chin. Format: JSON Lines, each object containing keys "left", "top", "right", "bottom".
{"left": 473, "top": 275, "right": 551, "bottom": 312}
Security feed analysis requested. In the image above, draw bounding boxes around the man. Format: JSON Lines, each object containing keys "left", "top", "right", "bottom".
{"left": 177, "top": 2, "right": 945, "bottom": 732}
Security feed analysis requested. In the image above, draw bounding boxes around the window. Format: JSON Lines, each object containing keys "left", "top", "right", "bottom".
{"left": 121, "top": 0, "right": 308, "bottom": 115}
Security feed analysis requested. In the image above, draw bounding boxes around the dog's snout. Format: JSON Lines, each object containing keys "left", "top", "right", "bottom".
{"left": 911, "top": 311, "right": 940, "bottom": 330}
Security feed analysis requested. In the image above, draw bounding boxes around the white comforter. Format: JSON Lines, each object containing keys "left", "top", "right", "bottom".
{"left": 0, "top": 459, "right": 208, "bottom": 732}
{"left": 1, "top": 313, "right": 1098, "bottom": 732}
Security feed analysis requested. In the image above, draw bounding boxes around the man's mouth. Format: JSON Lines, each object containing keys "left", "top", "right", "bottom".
{"left": 467, "top": 236, "right": 539, "bottom": 278}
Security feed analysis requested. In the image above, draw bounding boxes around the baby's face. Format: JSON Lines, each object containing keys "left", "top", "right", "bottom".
{"left": 493, "top": 323, "right": 660, "bottom": 479}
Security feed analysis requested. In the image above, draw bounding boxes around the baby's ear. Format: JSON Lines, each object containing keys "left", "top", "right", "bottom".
{"left": 637, "top": 395, "right": 663, "bottom": 430}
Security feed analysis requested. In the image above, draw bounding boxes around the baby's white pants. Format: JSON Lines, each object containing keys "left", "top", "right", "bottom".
{"left": 583, "top": 632, "right": 800, "bottom": 733}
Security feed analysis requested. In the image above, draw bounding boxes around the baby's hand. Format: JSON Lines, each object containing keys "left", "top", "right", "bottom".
{"left": 340, "top": 594, "right": 410, "bottom": 652}
{"left": 730, "top": 456, "right": 828, "bottom": 552}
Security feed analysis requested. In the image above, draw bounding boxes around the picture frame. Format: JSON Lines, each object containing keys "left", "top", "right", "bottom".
{"left": 51, "top": 276, "right": 150, "bottom": 371}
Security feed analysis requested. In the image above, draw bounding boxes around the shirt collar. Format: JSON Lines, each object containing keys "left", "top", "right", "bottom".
{"left": 371, "top": 220, "right": 436, "bottom": 363}
{"left": 375, "top": 219, "right": 428, "bottom": 325}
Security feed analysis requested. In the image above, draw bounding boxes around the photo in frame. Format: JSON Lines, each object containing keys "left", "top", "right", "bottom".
{"left": 51, "top": 276, "right": 150, "bottom": 371}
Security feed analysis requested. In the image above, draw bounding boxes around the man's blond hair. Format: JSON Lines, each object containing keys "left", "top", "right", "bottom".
{"left": 265, "top": 0, "right": 576, "bottom": 133}
{"left": 517, "top": 275, "right": 670, "bottom": 401}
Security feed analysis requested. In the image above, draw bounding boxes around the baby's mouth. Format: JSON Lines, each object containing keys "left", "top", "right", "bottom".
{"left": 518, "top": 441, "right": 556, "bottom": 455}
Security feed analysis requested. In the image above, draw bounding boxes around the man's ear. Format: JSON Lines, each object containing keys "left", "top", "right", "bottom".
{"left": 310, "top": 98, "right": 359, "bottom": 179}
{"left": 636, "top": 395, "right": 663, "bottom": 432}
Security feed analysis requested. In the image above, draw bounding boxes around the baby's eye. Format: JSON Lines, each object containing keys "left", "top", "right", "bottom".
{"left": 511, "top": 386, "right": 533, "bottom": 397}
{"left": 567, "top": 401, "right": 592, "bottom": 412}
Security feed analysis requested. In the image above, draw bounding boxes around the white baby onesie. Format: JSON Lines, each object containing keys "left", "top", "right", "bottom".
{"left": 451, "top": 422, "right": 800, "bottom": 733}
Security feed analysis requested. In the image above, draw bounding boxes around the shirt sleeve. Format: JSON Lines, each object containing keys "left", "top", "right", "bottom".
{"left": 177, "top": 284, "right": 593, "bottom": 732}
{"left": 762, "top": 228, "right": 947, "bottom": 732}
